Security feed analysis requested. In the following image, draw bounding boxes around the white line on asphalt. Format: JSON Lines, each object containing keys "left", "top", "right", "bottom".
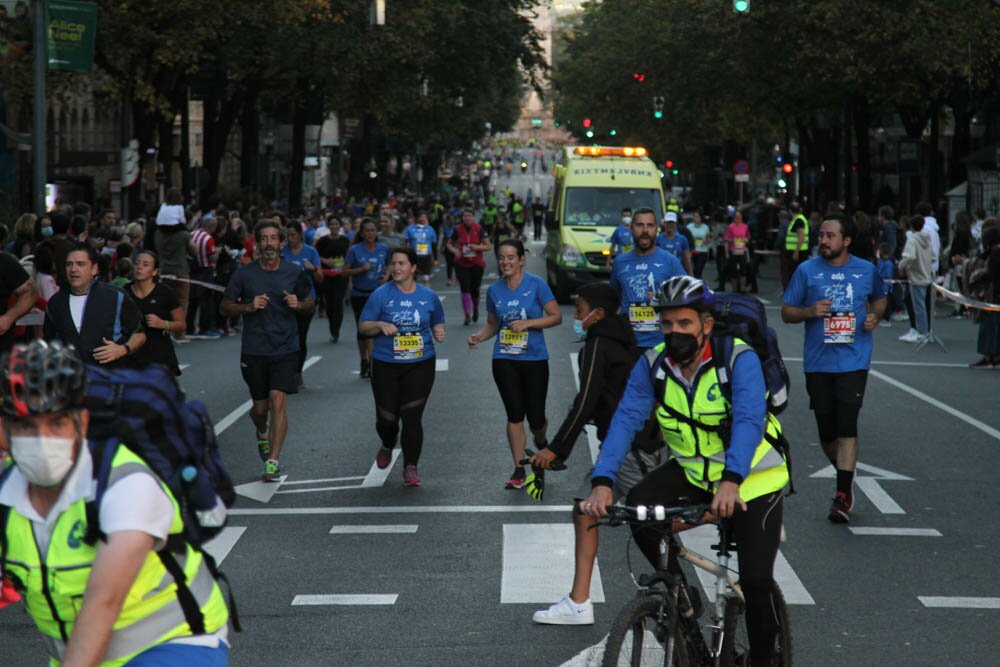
{"left": 436, "top": 358, "right": 449, "bottom": 372}
{"left": 214, "top": 355, "right": 322, "bottom": 435}
{"left": 291, "top": 594, "right": 398, "bottom": 606}
{"left": 559, "top": 635, "right": 608, "bottom": 667}
{"left": 867, "top": 368, "right": 1000, "bottom": 442}
{"left": 361, "top": 448, "right": 401, "bottom": 487}
{"left": 276, "top": 484, "right": 363, "bottom": 494}
{"left": 854, "top": 477, "right": 906, "bottom": 514}
{"left": 202, "top": 527, "right": 246, "bottom": 565}
{"left": 282, "top": 476, "right": 366, "bottom": 486}
{"left": 919, "top": 597, "right": 1000, "bottom": 609}
{"left": 679, "top": 525, "right": 815, "bottom": 605}
{"left": 179, "top": 364, "right": 190, "bottom": 370}
{"left": 233, "top": 476, "right": 288, "bottom": 503}
{"left": 569, "top": 353, "right": 601, "bottom": 464}
{"left": 784, "top": 357, "right": 970, "bottom": 369}
{"left": 501, "top": 524, "right": 604, "bottom": 603}
{"left": 329, "top": 525, "right": 418, "bottom": 534}
{"left": 229, "top": 505, "right": 575, "bottom": 516}
{"left": 849, "top": 527, "right": 942, "bottom": 537}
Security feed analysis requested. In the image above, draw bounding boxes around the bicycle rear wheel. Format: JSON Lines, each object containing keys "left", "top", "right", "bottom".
{"left": 602, "top": 594, "right": 691, "bottom": 667}
{"left": 719, "top": 582, "right": 792, "bottom": 666}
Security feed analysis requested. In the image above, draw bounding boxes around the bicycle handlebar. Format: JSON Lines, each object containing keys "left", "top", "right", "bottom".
{"left": 593, "top": 503, "right": 716, "bottom": 529}
{"left": 519, "top": 448, "right": 567, "bottom": 471}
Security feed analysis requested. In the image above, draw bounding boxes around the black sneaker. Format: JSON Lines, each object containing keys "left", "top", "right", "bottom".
{"left": 463, "top": 315, "right": 471, "bottom": 326}
{"left": 505, "top": 466, "right": 527, "bottom": 490}
{"left": 360, "top": 359, "right": 371, "bottom": 379}
{"left": 970, "top": 357, "right": 992, "bottom": 369}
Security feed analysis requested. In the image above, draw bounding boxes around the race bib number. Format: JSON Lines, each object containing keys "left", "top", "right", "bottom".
{"left": 622, "top": 244, "right": 633, "bottom": 254}
{"left": 462, "top": 244, "right": 476, "bottom": 258}
{"left": 332, "top": 257, "right": 344, "bottom": 269}
{"left": 416, "top": 242, "right": 430, "bottom": 256}
{"left": 499, "top": 328, "right": 528, "bottom": 355}
{"left": 732, "top": 238, "right": 748, "bottom": 253}
{"left": 823, "top": 311, "right": 856, "bottom": 344}
{"left": 393, "top": 333, "right": 424, "bottom": 360}
{"left": 629, "top": 304, "right": 657, "bottom": 333}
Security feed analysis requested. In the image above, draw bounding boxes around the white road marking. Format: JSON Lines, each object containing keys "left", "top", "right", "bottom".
{"left": 230, "top": 504, "right": 575, "bottom": 516}
{"left": 559, "top": 635, "right": 607, "bottom": 667}
{"left": 214, "top": 355, "right": 322, "bottom": 435}
{"left": 784, "top": 357, "right": 970, "bottom": 369}
{"left": 179, "top": 364, "right": 190, "bottom": 370}
{"left": 291, "top": 594, "right": 398, "bottom": 606}
{"left": 811, "top": 462, "right": 911, "bottom": 514}
{"left": 501, "top": 524, "right": 604, "bottom": 603}
{"left": 919, "top": 597, "right": 1000, "bottom": 609}
{"left": 276, "top": 483, "right": 363, "bottom": 494}
{"left": 202, "top": 527, "right": 246, "bottom": 565}
{"left": 435, "top": 358, "right": 449, "bottom": 372}
{"left": 329, "top": 525, "right": 418, "bottom": 534}
{"left": 282, "top": 476, "right": 365, "bottom": 486}
{"left": 361, "top": 448, "right": 401, "bottom": 487}
{"left": 868, "top": 369, "right": 1000, "bottom": 442}
{"left": 849, "top": 527, "right": 942, "bottom": 537}
{"left": 233, "top": 476, "right": 287, "bottom": 503}
{"left": 679, "top": 525, "right": 815, "bottom": 605}
{"left": 569, "top": 353, "right": 601, "bottom": 464}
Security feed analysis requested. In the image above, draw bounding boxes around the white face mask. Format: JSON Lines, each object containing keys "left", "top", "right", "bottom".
{"left": 11, "top": 436, "right": 77, "bottom": 487}
{"left": 622, "top": 216, "right": 632, "bottom": 225}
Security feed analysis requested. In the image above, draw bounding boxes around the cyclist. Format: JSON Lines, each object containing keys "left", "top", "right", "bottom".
{"left": 358, "top": 248, "right": 445, "bottom": 487}
{"left": 468, "top": 239, "right": 561, "bottom": 489}
{"left": 344, "top": 219, "right": 390, "bottom": 379}
{"left": 610, "top": 207, "right": 687, "bottom": 352}
{"left": 581, "top": 276, "right": 790, "bottom": 665}
{"left": 781, "top": 213, "right": 886, "bottom": 523}
{"left": 0, "top": 341, "right": 231, "bottom": 665}
{"left": 446, "top": 209, "right": 491, "bottom": 326}
{"left": 530, "top": 283, "right": 661, "bottom": 625}
{"left": 403, "top": 210, "right": 438, "bottom": 287}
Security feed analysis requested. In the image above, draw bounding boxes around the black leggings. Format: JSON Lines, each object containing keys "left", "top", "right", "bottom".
{"left": 491, "top": 358, "right": 549, "bottom": 430}
{"left": 323, "top": 276, "right": 347, "bottom": 338}
{"left": 350, "top": 294, "right": 371, "bottom": 341}
{"left": 370, "top": 357, "right": 436, "bottom": 466}
{"left": 626, "top": 460, "right": 784, "bottom": 667}
{"left": 455, "top": 264, "right": 484, "bottom": 315}
{"left": 295, "top": 311, "right": 312, "bottom": 372}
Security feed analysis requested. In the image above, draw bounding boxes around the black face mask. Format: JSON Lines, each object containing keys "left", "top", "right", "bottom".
{"left": 664, "top": 329, "right": 703, "bottom": 365}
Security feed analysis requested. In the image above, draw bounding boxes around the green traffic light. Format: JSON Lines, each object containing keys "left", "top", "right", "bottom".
{"left": 671, "top": 168, "right": 679, "bottom": 175}
{"left": 610, "top": 129, "right": 617, "bottom": 136}
{"left": 586, "top": 130, "right": 594, "bottom": 138}
{"left": 733, "top": 0, "right": 749, "bottom": 12}
{"left": 654, "top": 111, "right": 663, "bottom": 119}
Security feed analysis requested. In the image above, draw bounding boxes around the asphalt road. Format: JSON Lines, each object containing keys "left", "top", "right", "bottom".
{"left": 4, "top": 211, "right": 999, "bottom": 665}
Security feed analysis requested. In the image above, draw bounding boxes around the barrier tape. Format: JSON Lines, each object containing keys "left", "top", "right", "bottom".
{"left": 882, "top": 278, "right": 1000, "bottom": 312}
{"left": 160, "top": 275, "right": 228, "bottom": 293}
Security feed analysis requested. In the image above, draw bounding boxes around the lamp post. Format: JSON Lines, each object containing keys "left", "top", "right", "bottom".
{"left": 32, "top": 0, "right": 46, "bottom": 215}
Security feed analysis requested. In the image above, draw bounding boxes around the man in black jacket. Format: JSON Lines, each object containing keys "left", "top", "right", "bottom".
{"left": 44, "top": 244, "right": 146, "bottom": 367}
{"left": 530, "top": 282, "right": 662, "bottom": 626}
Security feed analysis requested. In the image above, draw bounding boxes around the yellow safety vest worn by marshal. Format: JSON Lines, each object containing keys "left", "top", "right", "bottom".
{"left": 648, "top": 339, "right": 789, "bottom": 501}
{"left": 785, "top": 214, "right": 809, "bottom": 251}
{"left": 1, "top": 446, "right": 228, "bottom": 666}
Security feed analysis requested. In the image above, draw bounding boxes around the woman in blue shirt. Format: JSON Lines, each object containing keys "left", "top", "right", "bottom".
{"left": 282, "top": 221, "right": 324, "bottom": 383}
{"left": 344, "top": 219, "right": 390, "bottom": 379}
{"left": 468, "top": 239, "right": 562, "bottom": 489}
{"left": 359, "top": 247, "right": 446, "bottom": 487}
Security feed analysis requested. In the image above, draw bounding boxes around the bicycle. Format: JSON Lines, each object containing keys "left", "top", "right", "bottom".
{"left": 595, "top": 503, "right": 791, "bottom": 667}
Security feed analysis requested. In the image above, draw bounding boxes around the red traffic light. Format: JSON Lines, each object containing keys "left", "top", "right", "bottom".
{"left": 583, "top": 118, "right": 592, "bottom": 128}
{"left": 781, "top": 163, "right": 794, "bottom": 174}
{"left": 632, "top": 72, "right": 646, "bottom": 82}
{"left": 665, "top": 160, "right": 674, "bottom": 169}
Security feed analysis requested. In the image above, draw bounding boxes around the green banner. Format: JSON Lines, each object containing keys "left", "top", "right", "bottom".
{"left": 46, "top": 0, "right": 96, "bottom": 72}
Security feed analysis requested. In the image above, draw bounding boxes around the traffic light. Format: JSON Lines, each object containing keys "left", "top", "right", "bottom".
{"left": 632, "top": 72, "right": 646, "bottom": 82}
{"left": 665, "top": 160, "right": 674, "bottom": 169}
{"left": 782, "top": 163, "right": 794, "bottom": 174}
{"left": 733, "top": 0, "right": 750, "bottom": 13}
{"left": 585, "top": 130, "right": 594, "bottom": 138}
{"left": 582, "top": 118, "right": 592, "bottom": 128}
{"left": 671, "top": 168, "right": 679, "bottom": 175}
{"left": 652, "top": 96, "right": 664, "bottom": 119}
{"left": 609, "top": 129, "right": 617, "bottom": 136}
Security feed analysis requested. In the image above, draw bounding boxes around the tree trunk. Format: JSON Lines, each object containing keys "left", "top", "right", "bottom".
{"left": 928, "top": 101, "right": 940, "bottom": 207}
{"left": 288, "top": 100, "right": 307, "bottom": 211}
{"left": 852, "top": 93, "right": 873, "bottom": 212}
{"left": 202, "top": 92, "right": 245, "bottom": 200}
{"left": 240, "top": 92, "right": 259, "bottom": 190}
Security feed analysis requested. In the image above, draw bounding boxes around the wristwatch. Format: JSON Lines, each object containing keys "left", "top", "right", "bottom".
{"left": 122, "top": 342, "right": 131, "bottom": 355}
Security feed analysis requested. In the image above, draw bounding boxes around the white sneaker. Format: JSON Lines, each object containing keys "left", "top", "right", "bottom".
{"left": 532, "top": 595, "right": 594, "bottom": 625}
{"left": 898, "top": 329, "right": 920, "bottom": 343}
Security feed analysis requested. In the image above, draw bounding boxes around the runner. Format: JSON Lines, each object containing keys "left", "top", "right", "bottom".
{"left": 446, "top": 209, "right": 491, "bottom": 326}
{"left": 220, "top": 219, "right": 315, "bottom": 482}
{"left": 344, "top": 219, "right": 390, "bottom": 379}
{"left": 781, "top": 213, "right": 886, "bottom": 522}
{"left": 358, "top": 247, "right": 446, "bottom": 487}
{"left": 403, "top": 210, "right": 438, "bottom": 286}
{"left": 610, "top": 207, "right": 687, "bottom": 351}
{"left": 468, "top": 239, "right": 562, "bottom": 488}
{"left": 605, "top": 207, "right": 633, "bottom": 270}
{"left": 655, "top": 211, "right": 693, "bottom": 275}
{"left": 724, "top": 211, "right": 752, "bottom": 293}
{"left": 127, "top": 250, "right": 185, "bottom": 376}
{"left": 282, "top": 221, "right": 324, "bottom": 386}
{"left": 316, "top": 217, "right": 351, "bottom": 342}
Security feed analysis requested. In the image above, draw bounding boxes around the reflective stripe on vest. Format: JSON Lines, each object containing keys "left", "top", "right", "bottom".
{"left": 785, "top": 215, "right": 809, "bottom": 251}
{"left": 2, "top": 446, "right": 228, "bottom": 665}
{"left": 651, "top": 341, "right": 789, "bottom": 501}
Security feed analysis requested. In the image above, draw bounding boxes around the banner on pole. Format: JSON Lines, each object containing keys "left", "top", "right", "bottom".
{"left": 46, "top": 0, "right": 96, "bottom": 72}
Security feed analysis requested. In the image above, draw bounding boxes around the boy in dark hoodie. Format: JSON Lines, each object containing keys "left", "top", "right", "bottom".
{"left": 530, "top": 282, "right": 663, "bottom": 625}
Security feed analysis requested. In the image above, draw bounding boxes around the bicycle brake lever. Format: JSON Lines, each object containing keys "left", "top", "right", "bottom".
{"left": 519, "top": 448, "right": 567, "bottom": 471}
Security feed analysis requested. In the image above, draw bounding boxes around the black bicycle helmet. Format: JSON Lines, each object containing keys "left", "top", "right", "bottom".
{"left": 651, "top": 276, "right": 714, "bottom": 311}
{"left": 0, "top": 340, "right": 87, "bottom": 417}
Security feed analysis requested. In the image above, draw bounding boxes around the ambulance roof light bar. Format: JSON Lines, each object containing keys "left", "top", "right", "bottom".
{"left": 573, "top": 146, "right": 648, "bottom": 158}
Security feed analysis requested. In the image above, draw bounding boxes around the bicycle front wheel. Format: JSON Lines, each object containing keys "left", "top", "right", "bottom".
{"left": 719, "top": 582, "right": 792, "bottom": 667}
{"left": 602, "top": 594, "right": 691, "bottom": 667}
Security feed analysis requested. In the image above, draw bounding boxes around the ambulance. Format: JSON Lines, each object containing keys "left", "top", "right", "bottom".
{"left": 544, "top": 146, "right": 666, "bottom": 303}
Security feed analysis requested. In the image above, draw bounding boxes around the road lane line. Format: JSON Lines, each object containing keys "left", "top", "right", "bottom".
{"left": 179, "top": 364, "right": 190, "bottom": 370}
{"left": 679, "top": 525, "right": 815, "bottom": 605}
{"left": 276, "top": 484, "right": 363, "bottom": 494}
{"left": 435, "top": 358, "right": 449, "bottom": 372}
{"left": 784, "top": 357, "right": 969, "bottom": 369}
{"left": 559, "top": 635, "right": 608, "bottom": 667}
{"left": 230, "top": 505, "right": 575, "bottom": 516}
{"left": 292, "top": 594, "right": 398, "bottom": 606}
{"left": 202, "top": 527, "right": 246, "bottom": 565}
{"left": 849, "top": 527, "right": 941, "bottom": 537}
{"left": 361, "top": 449, "right": 401, "bottom": 487}
{"left": 233, "top": 476, "right": 288, "bottom": 503}
{"left": 854, "top": 477, "right": 905, "bottom": 514}
{"left": 329, "top": 525, "right": 418, "bottom": 534}
{"left": 282, "top": 476, "right": 366, "bottom": 486}
{"left": 569, "top": 353, "right": 601, "bottom": 464}
{"left": 501, "top": 524, "right": 604, "bottom": 603}
{"left": 919, "top": 597, "right": 1000, "bottom": 609}
{"left": 867, "top": 368, "right": 1000, "bottom": 442}
{"left": 214, "top": 355, "right": 322, "bottom": 435}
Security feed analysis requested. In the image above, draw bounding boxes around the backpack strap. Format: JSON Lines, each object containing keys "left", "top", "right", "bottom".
{"left": 83, "top": 437, "right": 120, "bottom": 547}
{"left": 197, "top": 547, "right": 241, "bottom": 632}
{"left": 156, "top": 550, "right": 206, "bottom": 635}
{"left": 0, "top": 465, "right": 12, "bottom": 582}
